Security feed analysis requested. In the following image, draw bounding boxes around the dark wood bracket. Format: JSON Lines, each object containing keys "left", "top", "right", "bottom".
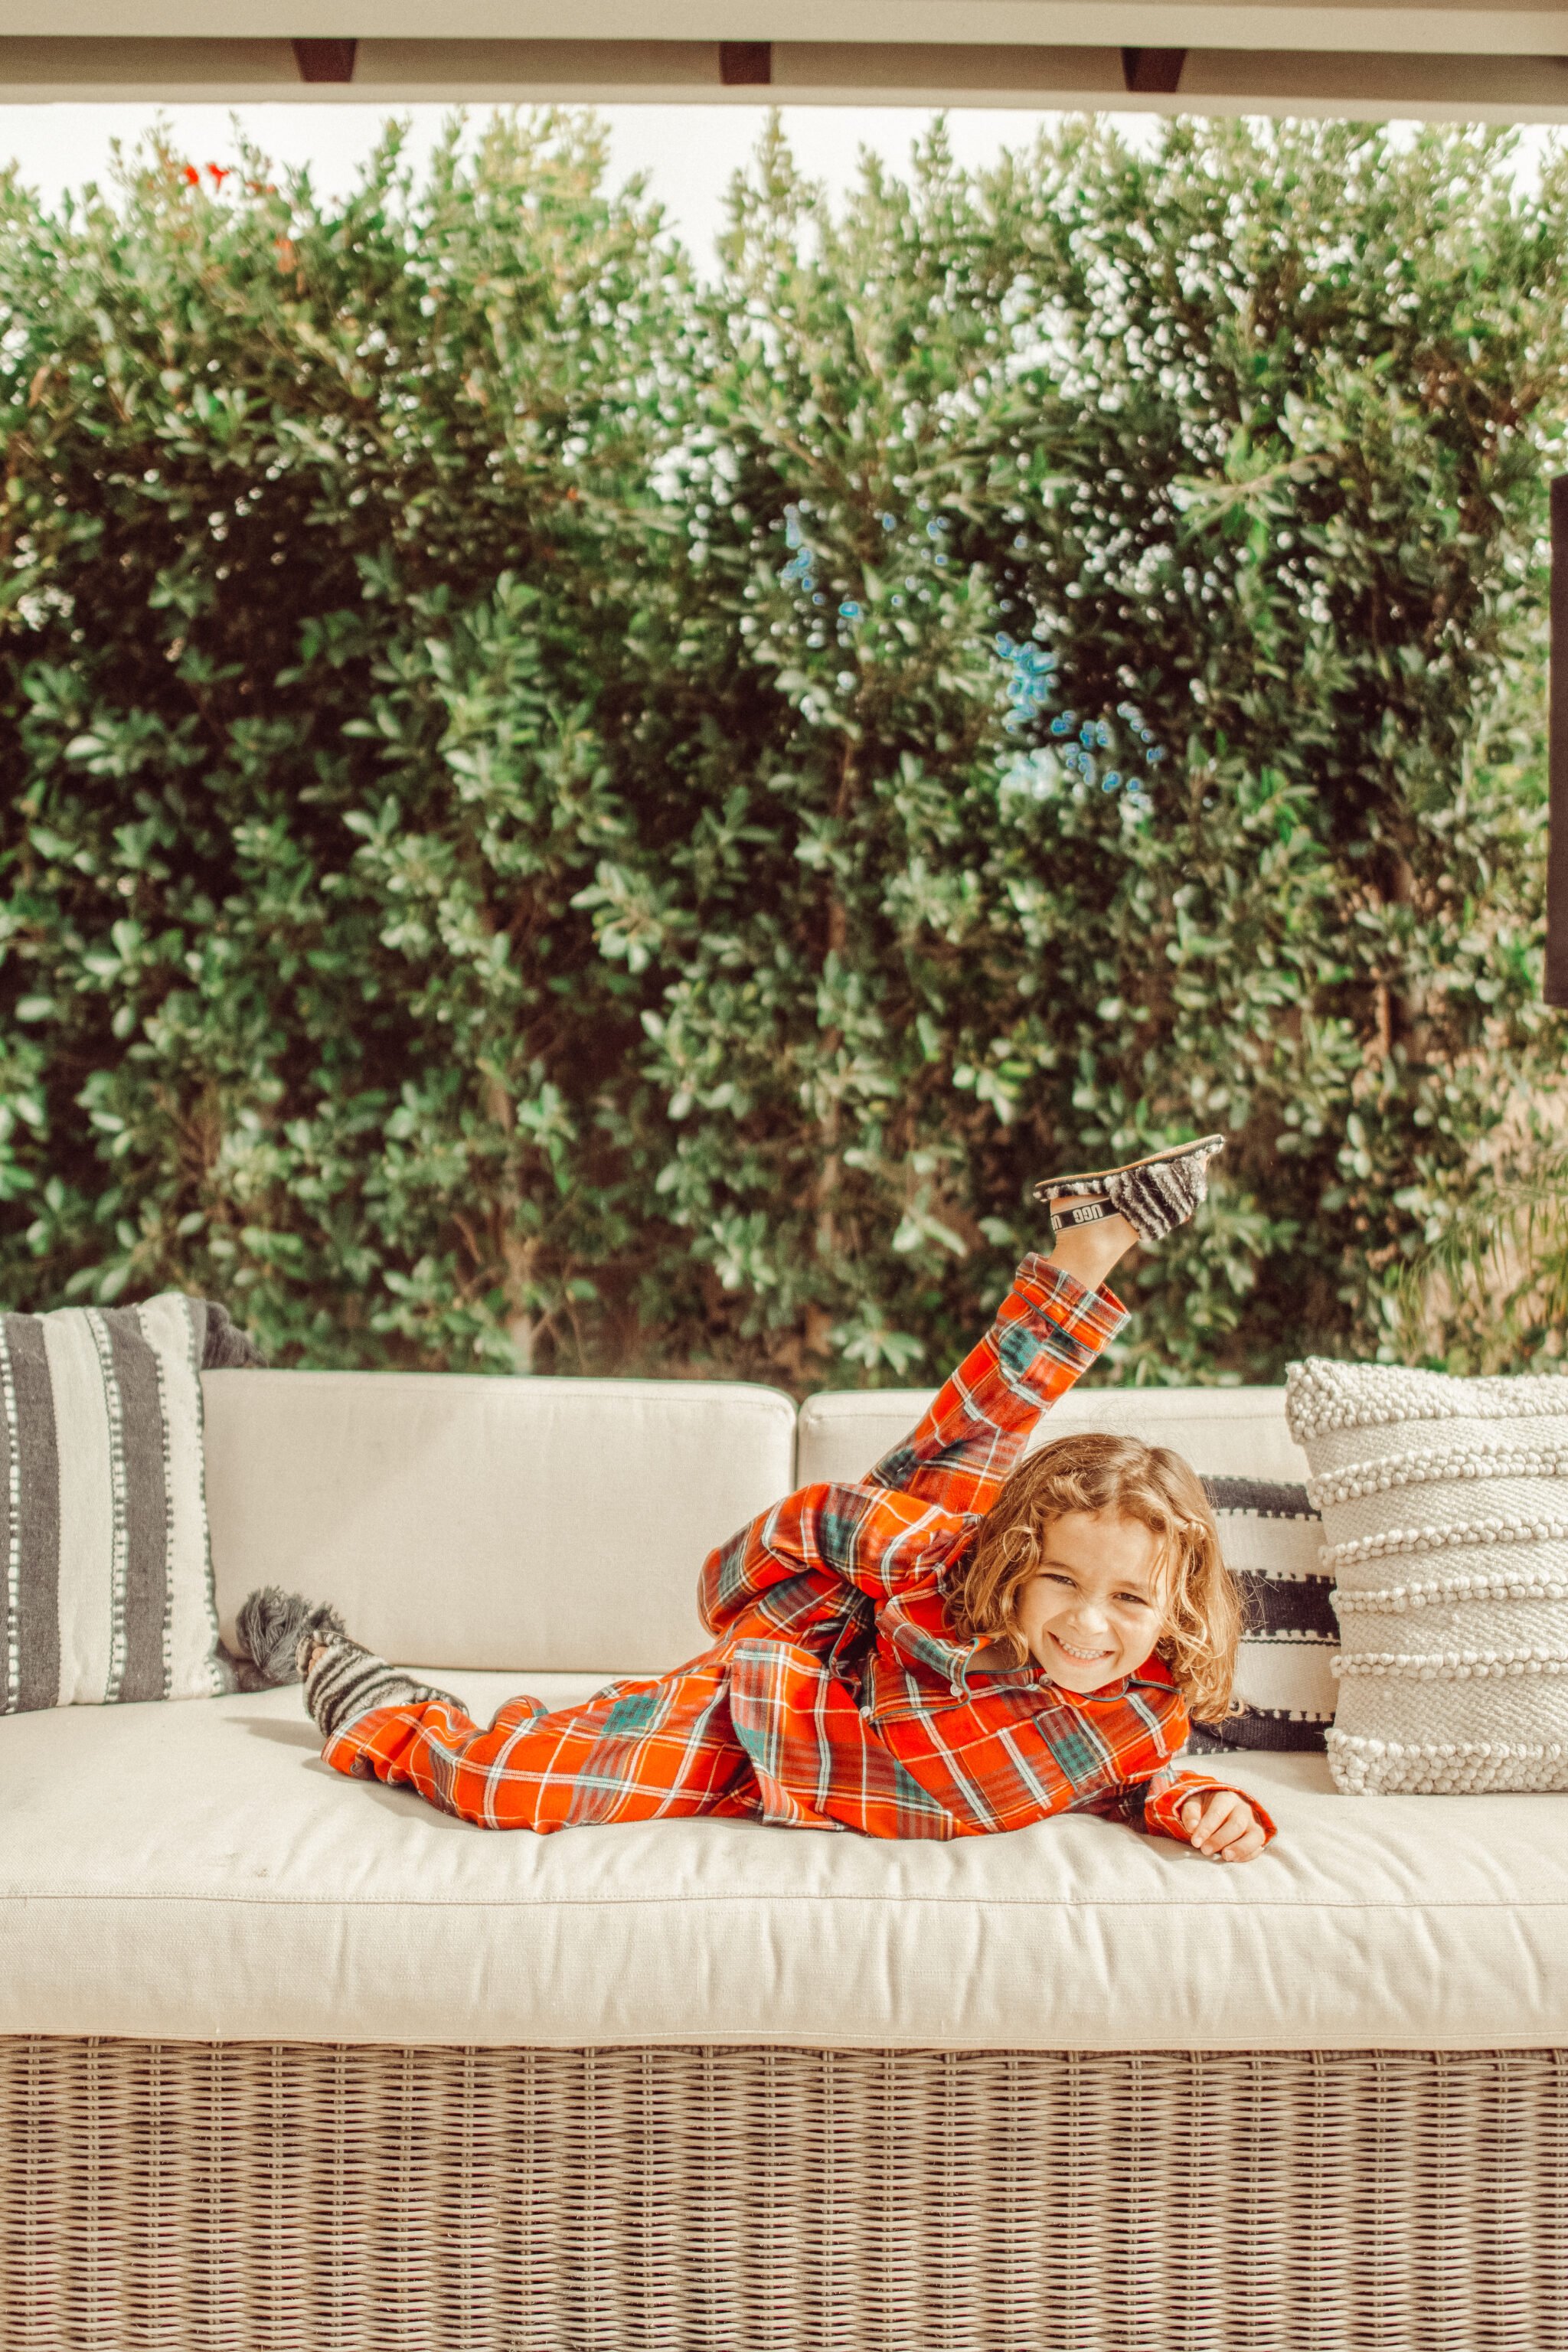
{"left": 719, "top": 41, "right": 772, "bottom": 85}
{"left": 1121, "top": 47, "right": 1187, "bottom": 93}
{"left": 292, "top": 38, "right": 358, "bottom": 83}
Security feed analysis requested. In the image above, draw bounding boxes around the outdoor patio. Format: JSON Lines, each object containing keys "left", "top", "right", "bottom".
{"left": 2, "top": 8, "right": 1566, "bottom": 2348}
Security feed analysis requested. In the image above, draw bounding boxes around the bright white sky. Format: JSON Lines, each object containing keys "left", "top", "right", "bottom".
{"left": 0, "top": 103, "right": 1558, "bottom": 271}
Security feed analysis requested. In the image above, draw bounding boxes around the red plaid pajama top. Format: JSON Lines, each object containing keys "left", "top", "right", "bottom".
{"left": 324, "top": 1255, "right": 1276, "bottom": 1849}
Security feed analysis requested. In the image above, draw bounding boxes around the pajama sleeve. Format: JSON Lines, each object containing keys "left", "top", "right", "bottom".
{"left": 1127, "top": 1763, "right": 1279, "bottom": 1848}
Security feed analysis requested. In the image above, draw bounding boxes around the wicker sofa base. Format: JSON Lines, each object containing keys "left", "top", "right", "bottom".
{"left": 2, "top": 2039, "right": 1566, "bottom": 2352}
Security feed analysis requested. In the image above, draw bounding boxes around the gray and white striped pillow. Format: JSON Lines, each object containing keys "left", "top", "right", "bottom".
{"left": 1185, "top": 1477, "right": 1338, "bottom": 1754}
{"left": 0, "top": 1294, "right": 260, "bottom": 1711}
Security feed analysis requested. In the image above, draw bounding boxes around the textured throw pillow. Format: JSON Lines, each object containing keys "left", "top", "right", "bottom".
{"left": 1185, "top": 1478, "right": 1337, "bottom": 1754}
{"left": 0, "top": 1294, "right": 263, "bottom": 1712}
{"left": 1285, "top": 1358, "right": 1568, "bottom": 1795}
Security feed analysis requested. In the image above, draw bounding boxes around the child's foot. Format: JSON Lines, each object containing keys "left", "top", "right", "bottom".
{"left": 234, "top": 1584, "right": 348, "bottom": 1687}
{"left": 232, "top": 1584, "right": 466, "bottom": 1736}
{"left": 1033, "top": 1134, "right": 1225, "bottom": 1244}
{"left": 300, "top": 1629, "right": 469, "bottom": 1742}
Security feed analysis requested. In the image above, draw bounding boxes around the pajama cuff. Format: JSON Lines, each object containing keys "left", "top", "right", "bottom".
{"left": 1014, "top": 1252, "right": 1131, "bottom": 1354}
{"left": 1144, "top": 1768, "right": 1279, "bottom": 1849}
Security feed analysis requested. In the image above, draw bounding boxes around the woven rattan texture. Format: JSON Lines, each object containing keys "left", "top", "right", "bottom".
{"left": 3, "top": 2039, "right": 1566, "bottom": 2352}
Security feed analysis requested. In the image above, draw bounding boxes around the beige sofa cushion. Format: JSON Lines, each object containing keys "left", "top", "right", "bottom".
{"left": 1, "top": 1668, "right": 1563, "bottom": 2050}
{"left": 202, "top": 1372, "right": 796, "bottom": 1674}
{"left": 796, "top": 1383, "right": 1311, "bottom": 1489}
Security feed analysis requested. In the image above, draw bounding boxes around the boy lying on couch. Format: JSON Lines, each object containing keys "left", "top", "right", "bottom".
{"left": 236, "top": 1136, "right": 1275, "bottom": 1860}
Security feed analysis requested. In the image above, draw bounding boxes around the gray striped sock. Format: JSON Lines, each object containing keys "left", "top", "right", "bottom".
{"left": 304, "top": 1637, "right": 468, "bottom": 1741}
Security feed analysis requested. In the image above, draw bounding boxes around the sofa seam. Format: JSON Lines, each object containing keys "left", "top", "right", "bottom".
{"left": 207, "top": 1372, "right": 798, "bottom": 1415}
{"left": 5, "top": 1890, "right": 1566, "bottom": 1913}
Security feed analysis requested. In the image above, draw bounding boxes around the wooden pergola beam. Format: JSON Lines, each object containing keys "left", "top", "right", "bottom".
{"left": 0, "top": 33, "right": 1566, "bottom": 113}
{"left": 1121, "top": 45, "right": 1186, "bottom": 91}
{"left": 291, "top": 36, "right": 357, "bottom": 80}
{"left": 718, "top": 38, "right": 770, "bottom": 82}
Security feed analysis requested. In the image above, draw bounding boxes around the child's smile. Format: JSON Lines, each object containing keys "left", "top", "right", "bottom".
{"left": 1050, "top": 1631, "right": 1117, "bottom": 1664}
{"left": 1013, "top": 1509, "right": 1166, "bottom": 1692}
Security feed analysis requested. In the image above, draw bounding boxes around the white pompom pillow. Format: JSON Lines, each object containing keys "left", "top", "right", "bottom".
{"left": 1285, "top": 1359, "right": 1568, "bottom": 1795}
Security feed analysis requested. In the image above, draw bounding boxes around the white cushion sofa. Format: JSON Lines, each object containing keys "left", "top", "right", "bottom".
{"left": 3, "top": 1368, "right": 1566, "bottom": 2352}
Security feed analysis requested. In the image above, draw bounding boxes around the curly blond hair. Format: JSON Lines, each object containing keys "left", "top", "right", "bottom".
{"left": 942, "top": 1430, "right": 1243, "bottom": 1724}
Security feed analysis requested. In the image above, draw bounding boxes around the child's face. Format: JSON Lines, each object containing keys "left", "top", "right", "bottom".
{"left": 1013, "top": 1510, "right": 1167, "bottom": 1692}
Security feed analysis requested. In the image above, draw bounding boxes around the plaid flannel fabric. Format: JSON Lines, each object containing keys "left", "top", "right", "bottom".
{"left": 325, "top": 1255, "right": 1276, "bottom": 1848}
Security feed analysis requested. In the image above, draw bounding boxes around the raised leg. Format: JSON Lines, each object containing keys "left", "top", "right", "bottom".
{"left": 864, "top": 1240, "right": 1131, "bottom": 1517}
{"left": 697, "top": 1222, "right": 1137, "bottom": 1641}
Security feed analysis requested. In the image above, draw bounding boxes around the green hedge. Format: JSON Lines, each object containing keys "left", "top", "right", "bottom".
{"left": 2, "top": 113, "right": 1566, "bottom": 1385}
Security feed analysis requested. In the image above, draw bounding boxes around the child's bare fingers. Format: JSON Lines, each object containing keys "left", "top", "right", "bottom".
{"left": 1187, "top": 1794, "right": 1245, "bottom": 1853}
{"left": 1208, "top": 1813, "right": 1266, "bottom": 1860}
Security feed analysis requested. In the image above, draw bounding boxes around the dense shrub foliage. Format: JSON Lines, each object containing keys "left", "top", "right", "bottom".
{"left": 2, "top": 113, "right": 1566, "bottom": 1384}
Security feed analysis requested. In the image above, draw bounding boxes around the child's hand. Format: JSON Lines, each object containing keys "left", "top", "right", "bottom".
{"left": 1178, "top": 1789, "right": 1268, "bottom": 1862}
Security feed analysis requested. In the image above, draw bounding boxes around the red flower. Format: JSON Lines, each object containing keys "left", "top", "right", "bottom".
{"left": 182, "top": 165, "right": 200, "bottom": 186}
{"left": 206, "top": 162, "right": 230, "bottom": 185}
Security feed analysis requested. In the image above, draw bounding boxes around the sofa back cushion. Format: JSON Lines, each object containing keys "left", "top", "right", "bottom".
{"left": 796, "top": 1384, "right": 1310, "bottom": 1488}
{"left": 204, "top": 1371, "right": 797, "bottom": 1674}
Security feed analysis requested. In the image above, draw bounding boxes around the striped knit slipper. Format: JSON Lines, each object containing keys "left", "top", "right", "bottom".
{"left": 301, "top": 1632, "right": 469, "bottom": 1743}
{"left": 1032, "top": 1134, "right": 1226, "bottom": 1244}
{"left": 233, "top": 1584, "right": 348, "bottom": 1688}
